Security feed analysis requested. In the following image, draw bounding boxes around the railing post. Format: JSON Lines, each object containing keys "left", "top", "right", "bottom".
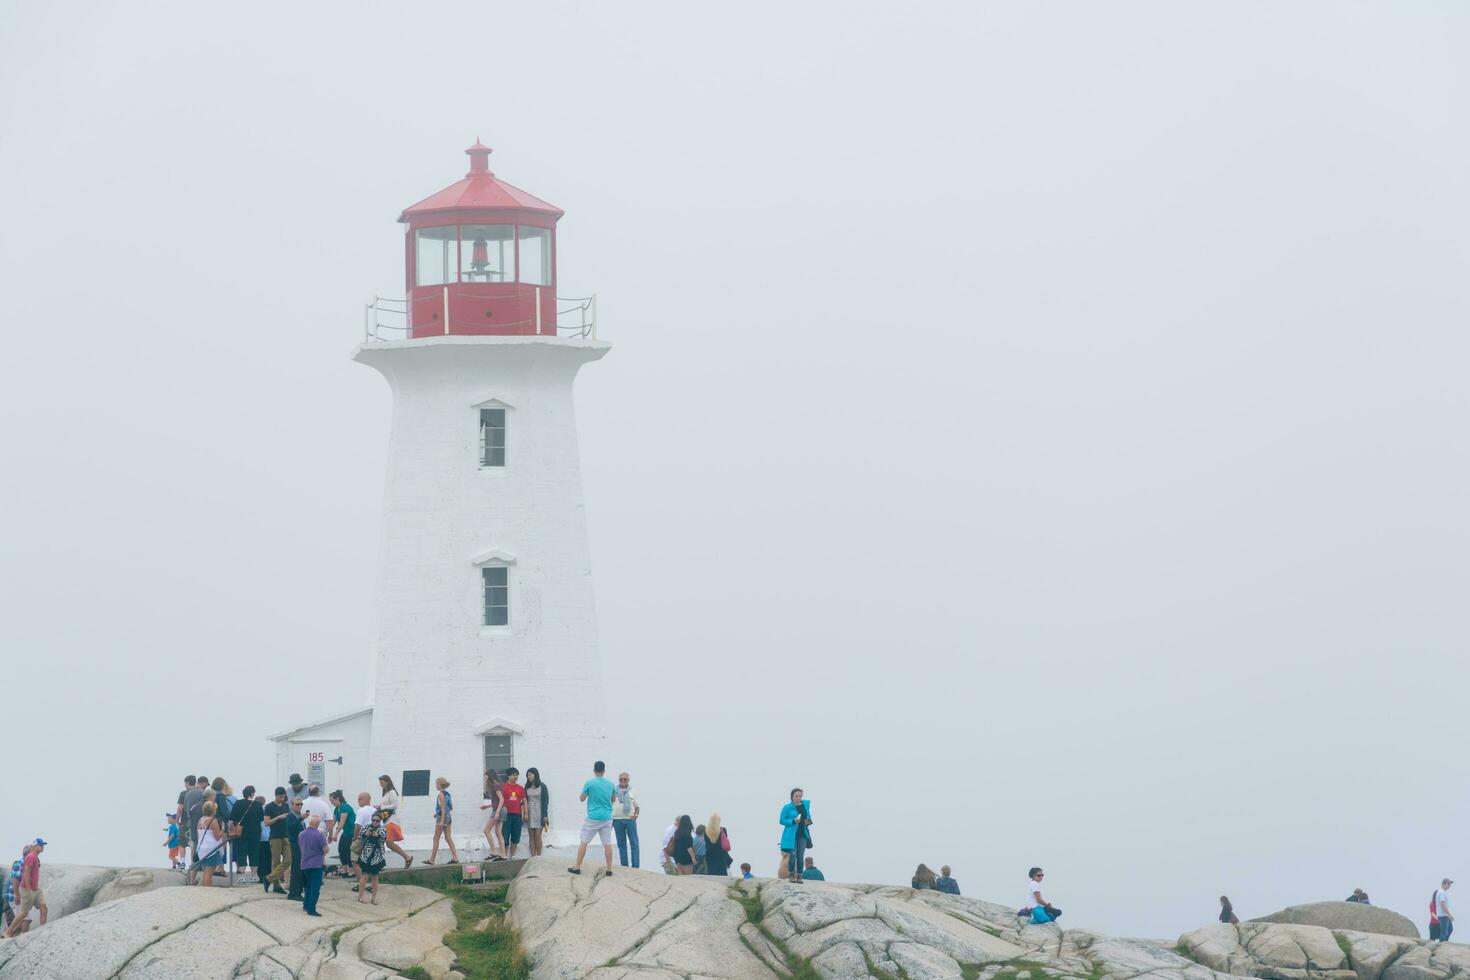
{"left": 591, "top": 294, "right": 598, "bottom": 339}
{"left": 443, "top": 286, "right": 450, "bottom": 335}
{"left": 535, "top": 286, "right": 542, "bottom": 334}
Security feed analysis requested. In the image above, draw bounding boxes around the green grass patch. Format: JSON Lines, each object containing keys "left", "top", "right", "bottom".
{"left": 1335, "top": 932, "right": 1354, "bottom": 962}
{"left": 731, "top": 885, "right": 764, "bottom": 925}
{"left": 445, "top": 918, "right": 529, "bottom": 980}
{"left": 1175, "top": 941, "right": 1198, "bottom": 962}
{"left": 329, "top": 925, "right": 355, "bottom": 952}
{"left": 403, "top": 879, "right": 528, "bottom": 980}
{"left": 729, "top": 885, "right": 821, "bottom": 979}
{"left": 398, "top": 968, "right": 432, "bottom": 980}
{"left": 961, "top": 966, "right": 984, "bottom": 980}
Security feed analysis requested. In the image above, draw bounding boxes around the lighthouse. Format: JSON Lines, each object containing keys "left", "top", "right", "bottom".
{"left": 268, "top": 142, "right": 609, "bottom": 847}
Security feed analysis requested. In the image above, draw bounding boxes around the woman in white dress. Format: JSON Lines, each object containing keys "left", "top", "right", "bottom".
{"left": 375, "top": 774, "right": 413, "bottom": 869}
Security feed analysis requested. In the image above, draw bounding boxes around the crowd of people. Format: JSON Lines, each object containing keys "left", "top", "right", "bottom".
{"left": 11, "top": 772, "right": 1456, "bottom": 948}
{"left": 164, "top": 772, "right": 429, "bottom": 915}
{"left": 13, "top": 764, "right": 1448, "bottom": 945}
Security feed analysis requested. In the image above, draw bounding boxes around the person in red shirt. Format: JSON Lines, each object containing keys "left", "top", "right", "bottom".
{"left": 499, "top": 768, "right": 527, "bottom": 860}
{"left": 3, "top": 839, "right": 47, "bottom": 937}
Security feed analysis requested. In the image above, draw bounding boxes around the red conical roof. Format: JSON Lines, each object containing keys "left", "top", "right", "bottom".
{"left": 397, "top": 141, "right": 563, "bottom": 222}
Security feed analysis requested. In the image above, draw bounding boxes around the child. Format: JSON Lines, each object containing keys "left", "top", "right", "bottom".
{"left": 741, "top": 862, "right": 753, "bottom": 880}
{"left": 165, "top": 813, "right": 184, "bottom": 870}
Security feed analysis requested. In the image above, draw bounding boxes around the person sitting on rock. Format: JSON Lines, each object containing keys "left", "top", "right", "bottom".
{"left": 1345, "top": 888, "right": 1371, "bottom": 904}
{"left": 912, "top": 864, "right": 938, "bottom": 889}
{"left": 740, "top": 863, "right": 753, "bottom": 880}
{"left": 802, "top": 857, "right": 825, "bottom": 881}
{"left": 1220, "top": 896, "right": 1240, "bottom": 923}
{"left": 936, "top": 865, "right": 960, "bottom": 895}
{"left": 1021, "top": 866, "right": 1061, "bottom": 924}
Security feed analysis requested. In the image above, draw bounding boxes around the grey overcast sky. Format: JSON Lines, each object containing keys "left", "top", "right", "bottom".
{"left": 1, "top": 1, "right": 1467, "bottom": 940}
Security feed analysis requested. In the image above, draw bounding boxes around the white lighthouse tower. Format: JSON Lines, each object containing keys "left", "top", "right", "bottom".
{"left": 269, "top": 142, "right": 608, "bottom": 846}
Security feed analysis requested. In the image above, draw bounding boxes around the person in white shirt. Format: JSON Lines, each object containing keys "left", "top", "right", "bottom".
{"left": 1436, "top": 879, "right": 1454, "bottom": 942}
{"left": 354, "top": 793, "right": 377, "bottom": 832}
{"left": 375, "top": 775, "right": 413, "bottom": 868}
{"left": 611, "top": 772, "right": 641, "bottom": 868}
{"left": 301, "top": 785, "right": 334, "bottom": 836}
{"left": 1022, "top": 867, "right": 1060, "bottom": 924}
{"left": 660, "top": 819, "right": 678, "bottom": 875}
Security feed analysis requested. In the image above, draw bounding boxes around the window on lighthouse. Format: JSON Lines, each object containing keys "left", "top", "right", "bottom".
{"left": 483, "top": 566, "right": 509, "bottom": 626}
{"left": 460, "top": 224, "right": 515, "bottom": 283}
{"left": 484, "top": 734, "right": 514, "bottom": 781}
{"left": 479, "top": 408, "right": 506, "bottom": 467}
{"left": 517, "top": 226, "right": 552, "bottom": 286}
{"left": 415, "top": 226, "right": 458, "bottom": 286}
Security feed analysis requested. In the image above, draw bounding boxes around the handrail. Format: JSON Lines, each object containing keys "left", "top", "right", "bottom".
{"left": 364, "top": 292, "right": 597, "bottom": 342}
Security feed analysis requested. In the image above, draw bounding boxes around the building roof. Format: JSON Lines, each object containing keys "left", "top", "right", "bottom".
{"left": 265, "top": 705, "right": 373, "bottom": 742}
{"left": 398, "top": 141, "right": 563, "bottom": 222}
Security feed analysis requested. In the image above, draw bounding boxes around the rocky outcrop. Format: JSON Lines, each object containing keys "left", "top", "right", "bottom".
{"left": 507, "top": 856, "right": 1242, "bottom": 980}
{"left": 1177, "top": 922, "right": 1468, "bottom": 980}
{"left": 4, "top": 858, "right": 1459, "bottom": 980}
{"left": 1255, "top": 904, "right": 1420, "bottom": 940}
{"left": 0, "top": 877, "right": 456, "bottom": 980}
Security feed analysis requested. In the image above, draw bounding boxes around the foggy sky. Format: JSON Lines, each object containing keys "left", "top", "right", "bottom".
{"left": 1, "top": 1, "right": 1467, "bottom": 940}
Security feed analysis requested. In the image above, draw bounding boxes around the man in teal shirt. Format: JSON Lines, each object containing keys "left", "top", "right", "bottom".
{"left": 568, "top": 761, "right": 617, "bottom": 877}
{"left": 802, "top": 857, "right": 826, "bottom": 881}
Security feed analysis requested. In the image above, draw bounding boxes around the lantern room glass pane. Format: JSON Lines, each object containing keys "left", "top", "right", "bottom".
{"left": 460, "top": 224, "right": 515, "bottom": 283}
{"left": 415, "top": 226, "right": 458, "bottom": 286}
{"left": 517, "top": 226, "right": 552, "bottom": 286}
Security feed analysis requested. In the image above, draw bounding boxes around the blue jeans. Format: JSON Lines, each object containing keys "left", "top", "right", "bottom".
{"left": 302, "top": 868, "right": 323, "bottom": 914}
{"left": 614, "top": 819, "right": 640, "bottom": 868}
{"left": 787, "top": 834, "right": 807, "bottom": 879}
{"left": 1442, "top": 918, "right": 1454, "bottom": 942}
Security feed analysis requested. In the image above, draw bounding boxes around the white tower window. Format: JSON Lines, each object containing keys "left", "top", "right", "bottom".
{"left": 482, "top": 566, "right": 509, "bottom": 626}
{"left": 479, "top": 408, "right": 506, "bottom": 467}
{"left": 484, "top": 733, "right": 514, "bottom": 780}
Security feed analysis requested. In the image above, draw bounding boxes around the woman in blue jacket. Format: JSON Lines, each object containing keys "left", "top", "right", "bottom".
{"left": 779, "top": 788, "right": 812, "bottom": 883}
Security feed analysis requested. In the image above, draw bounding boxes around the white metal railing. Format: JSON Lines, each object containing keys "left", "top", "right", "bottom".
{"left": 364, "top": 289, "right": 598, "bottom": 342}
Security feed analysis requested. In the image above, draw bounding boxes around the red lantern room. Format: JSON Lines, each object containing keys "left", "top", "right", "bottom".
{"left": 399, "top": 141, "right": 561, "bottom": 338}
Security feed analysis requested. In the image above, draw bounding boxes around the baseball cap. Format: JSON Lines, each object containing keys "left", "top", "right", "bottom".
{"left": 33, "top": 838, "right": 46, "bottom": 846}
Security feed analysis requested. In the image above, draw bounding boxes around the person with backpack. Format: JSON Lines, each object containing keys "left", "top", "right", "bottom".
{"left": 426, "top": 777, "right": 459, "bottom": 865}
{"left": 702, "top": 813, "right": 732, "bottom": 876}
{"left": 779, "top": 788, "right": 813, "bottom": 883}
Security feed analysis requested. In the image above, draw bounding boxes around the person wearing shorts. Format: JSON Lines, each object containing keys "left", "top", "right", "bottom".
{"left": 500, "top": 769, "right": 527, "bottom": 859}
{"left": 568, "top": 761, "right": 616, "bottom": 876}
{"left": 2, "top": 840, "right": 46, "bottom": 938}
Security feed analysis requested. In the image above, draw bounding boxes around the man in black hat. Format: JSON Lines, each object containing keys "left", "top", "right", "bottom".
{"left": 287, "top": 774, "right": 308, "bottom": 805}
